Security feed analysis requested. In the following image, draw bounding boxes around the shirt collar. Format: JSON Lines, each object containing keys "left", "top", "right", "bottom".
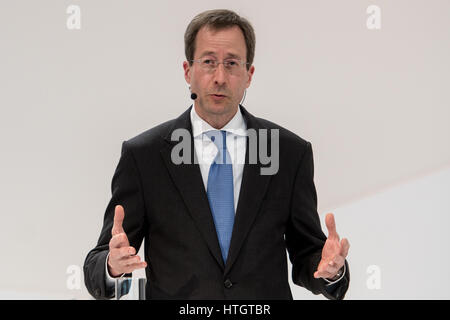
{"left": 190, "top": 103, "right": 247, "bottom": 138}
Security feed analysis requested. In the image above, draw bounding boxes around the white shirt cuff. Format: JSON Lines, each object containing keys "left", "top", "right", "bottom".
{"left": 323, "top": 262, "right": 346, "bottom": 286}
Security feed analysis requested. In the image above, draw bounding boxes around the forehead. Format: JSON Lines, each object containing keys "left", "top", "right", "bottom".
{"left": 194, "top": 25, "right": 247, "bottom": 59}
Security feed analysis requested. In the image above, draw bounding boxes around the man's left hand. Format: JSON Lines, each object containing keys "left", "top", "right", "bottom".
{"left": 314, "top": 213, "right": 350, "bottom": 280}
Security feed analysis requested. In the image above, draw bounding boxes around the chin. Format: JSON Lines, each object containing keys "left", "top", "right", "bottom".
{"left": 204, "top": 102, "right": 233, "bottom": 115}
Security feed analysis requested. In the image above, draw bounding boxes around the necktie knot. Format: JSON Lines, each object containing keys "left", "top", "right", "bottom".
{"left": 204, "top": 130, "right": 230, "bottom": 164}
{"left": 205, "top": 130, "right": 227, "bottom": 150}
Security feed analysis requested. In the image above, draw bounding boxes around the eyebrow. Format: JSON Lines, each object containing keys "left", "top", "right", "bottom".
{"left": 199, "top": 51, "right": 243, "bottom": 60}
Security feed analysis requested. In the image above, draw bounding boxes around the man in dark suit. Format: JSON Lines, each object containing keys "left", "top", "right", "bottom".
{"left": 84, "top": 9, "right": 350, "bottom": 300}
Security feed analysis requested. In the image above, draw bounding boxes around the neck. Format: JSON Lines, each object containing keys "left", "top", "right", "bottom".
{"left": 194, "top": 104, "right": 238, "bottom": 129}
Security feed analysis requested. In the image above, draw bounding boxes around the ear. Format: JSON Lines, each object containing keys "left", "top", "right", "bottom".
{"left": 245, "top": 65, "right": 255, "bottom": 88}
{"left": 183, "top": 61, "right": 191, "bottom": 84}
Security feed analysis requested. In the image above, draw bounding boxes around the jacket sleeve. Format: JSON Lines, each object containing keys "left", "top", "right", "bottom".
{"left": 285, "top": 141, "right": 350, "bottom": 300}
{"left": 83, "top": 141, "right": 148, "bottom": 299}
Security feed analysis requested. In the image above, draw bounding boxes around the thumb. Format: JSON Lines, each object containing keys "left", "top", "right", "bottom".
{"left": 325, "top": 213, "right": 339, "bottom": 240}
{"left": 112, "top": 205, "right": 125, "bottom": 236}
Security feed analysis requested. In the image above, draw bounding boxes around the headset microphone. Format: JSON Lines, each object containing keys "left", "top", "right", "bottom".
{"left": 189, "top": 86, "right": 197, "bottom": 100}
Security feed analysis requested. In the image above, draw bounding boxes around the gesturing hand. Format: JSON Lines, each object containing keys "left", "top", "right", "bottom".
{"left": 314, "top": 213, "right": 350, "bottom": 280}
{"left": 107, "top": 205, "right": 147, "bottom": 277}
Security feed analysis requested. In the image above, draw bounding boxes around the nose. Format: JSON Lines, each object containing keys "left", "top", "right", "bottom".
{"left": 213, "top": 62, "right": 227, "bottom": 86}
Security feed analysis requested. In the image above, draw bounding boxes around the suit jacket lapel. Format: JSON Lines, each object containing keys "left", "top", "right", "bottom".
{"left": 159, "top": 106, "right": 225, "bottom": 270}
{"left": 224, "top": 105, "right": 273, "bottom": 274}
{"left": 159, "top": 105, "right": 273, "bottom": 274}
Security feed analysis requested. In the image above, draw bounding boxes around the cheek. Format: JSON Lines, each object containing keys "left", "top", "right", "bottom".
{"left": 232, "top": 80, "right": 247, "bottom": 95}
{"left": 236, "top": 75, "right": 249, "bottom": 87}
{"left": 193, "top": 75, "right": 210, "bottom": 91}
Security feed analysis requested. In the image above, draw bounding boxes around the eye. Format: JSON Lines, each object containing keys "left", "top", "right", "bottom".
{"left": 227, "top": 60, "right": 238, "bottom": 66}
{"left": 203, "top": 59, "right": 215, "bottom": 65}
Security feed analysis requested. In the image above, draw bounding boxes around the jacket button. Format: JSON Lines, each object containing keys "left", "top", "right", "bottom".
{"left": 224, "top": 279, "right": 233, "bottom": 289}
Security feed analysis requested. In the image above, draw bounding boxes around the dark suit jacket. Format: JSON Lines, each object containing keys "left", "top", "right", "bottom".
{"left": 83, "top": 105, "right": 350, "bottom": 300}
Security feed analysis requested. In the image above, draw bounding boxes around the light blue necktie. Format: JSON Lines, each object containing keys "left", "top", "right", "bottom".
{"left": 205, "top": 130, "right": 235, "bottom": 264}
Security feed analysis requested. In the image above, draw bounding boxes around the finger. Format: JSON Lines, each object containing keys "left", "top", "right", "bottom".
{"left": 314, "top": 269, "right": 334, "bottom": 279}
{"left": 122, "top": 262, "right": 148, "bottom": 274}
{"left": 113, "top": 259, "right": 147, "bottom": 275}
{"left": 112, "top": 205, "right": 125, "bottom": 236}
{"left": 116, "top": 246, "right": 137, "bottom": 260}
{"left": 340, "top": 238, "right": 350, "bottom": 257}
{"left": 314, "top": 262, "right": 333, "bottom": 279}
{"left": 111, "top": 246, "right": 136, "bottom": 260}
{"left": 119, "top": 254, "right": 143, "bottom": 267}
{"left": 109, "top": 233, "right": 130, "bottom": 249}
{"left": 325, "top": 213, "right": 339, "bottom": 240}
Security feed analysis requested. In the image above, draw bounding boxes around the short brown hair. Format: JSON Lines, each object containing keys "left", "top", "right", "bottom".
{"left": 184, "top": 9, "right": 255, "bottom": 70}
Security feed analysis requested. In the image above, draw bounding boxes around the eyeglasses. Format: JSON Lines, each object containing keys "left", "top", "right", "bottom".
{"left": 190, "top": 58, "right": 249, "bottom": 75}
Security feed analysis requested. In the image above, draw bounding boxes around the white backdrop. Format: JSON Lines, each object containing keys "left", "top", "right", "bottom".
{"left": 0, "top": 0, "right": 449, "bottom": 299}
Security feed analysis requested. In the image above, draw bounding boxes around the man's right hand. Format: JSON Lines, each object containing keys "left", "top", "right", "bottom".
{"left": 107, "top": 205, "right": 147, "bottom": 277}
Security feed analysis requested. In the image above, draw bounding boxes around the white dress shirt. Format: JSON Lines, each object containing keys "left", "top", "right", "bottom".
{"left": 190, "top": 103, "right": 247, "bottom": 213}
